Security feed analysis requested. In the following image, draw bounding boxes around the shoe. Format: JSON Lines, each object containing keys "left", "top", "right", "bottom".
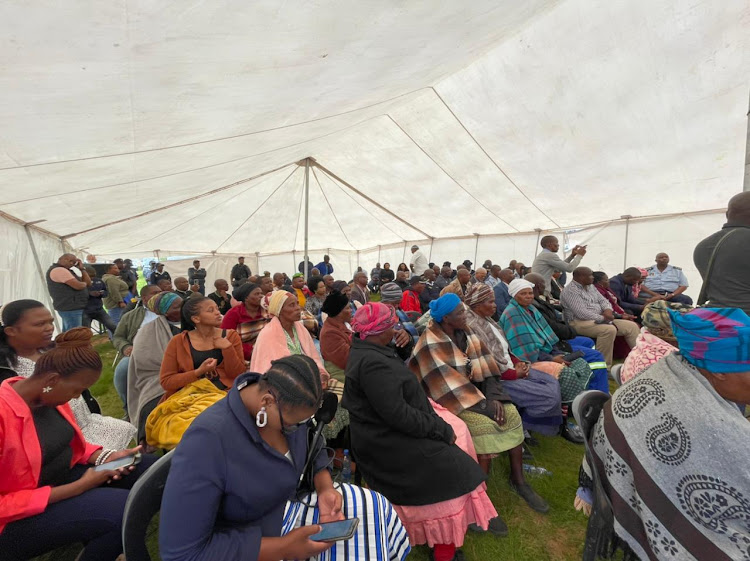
{"left": 510, "top": 480, "right": 550, "bottom": 513}
{"left": 524, "top": 434, "right": 540, "bottom": 447}
{"left": 560, "top": 422, "right": 585, "bottom": 444}
{"left": 468, "top": 516, "right": 509, "bottom": 537}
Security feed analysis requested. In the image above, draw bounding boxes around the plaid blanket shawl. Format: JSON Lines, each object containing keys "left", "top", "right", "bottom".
{"left": 408, "top": 320, "right": 502, "bottom": 415}
{"left": 590, "top": 353, "right": 750, "bottom": 560}
{"left": 500, "top": 298, "right": 560, "bottom": 362}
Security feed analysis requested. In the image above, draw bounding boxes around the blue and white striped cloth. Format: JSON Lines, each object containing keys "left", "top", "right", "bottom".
{"left": 281, "top": 483, "right": 411, "bottom": 561}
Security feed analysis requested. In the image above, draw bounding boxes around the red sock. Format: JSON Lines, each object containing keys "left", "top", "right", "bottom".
{"left": 433, "top": 543, "right": 456, "bottom": 561}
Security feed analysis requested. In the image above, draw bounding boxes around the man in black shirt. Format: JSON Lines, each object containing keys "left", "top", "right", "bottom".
{"left": 231, "top": 257, "right": 252, "bottom": 288}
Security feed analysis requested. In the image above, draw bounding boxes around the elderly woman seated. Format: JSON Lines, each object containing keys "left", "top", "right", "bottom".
{"left": 343, "top": 303, "right": 501, "bottom": 561}
{"left": 319, "top": 290, "right": 353, "bottom": 383}
{"left": 462, "top": 284, "right": 564, "bottom": 439}
{"left": 580, "top": 307, "right": 750, "bottom": 560}
{"left": 220, "top": 282, "right": 268, "bottom": 361}
{"left": 408, "top": 294, "right": 549, "bottom": 514}
{"left": 500, "top": 279, "right": 600, "bottom": 402}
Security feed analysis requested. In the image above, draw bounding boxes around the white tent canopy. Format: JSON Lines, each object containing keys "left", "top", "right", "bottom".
{"left": 1, "top": 0, "right": 748, "bottom": 305}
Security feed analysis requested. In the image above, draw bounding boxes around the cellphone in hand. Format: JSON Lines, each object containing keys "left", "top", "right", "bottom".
{"left": 93, "top": 452, "right": 142, "bottom": 472}
{"left": 309, "top": 519, "right": 360, "bottom": 543}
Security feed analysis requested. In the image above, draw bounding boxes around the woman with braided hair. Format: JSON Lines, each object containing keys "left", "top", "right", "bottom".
{"left": 0, "top": 327, "right": 157, "bottom": 561}
{"left": 160, "top": 354, "right": 410, "bottom": 561}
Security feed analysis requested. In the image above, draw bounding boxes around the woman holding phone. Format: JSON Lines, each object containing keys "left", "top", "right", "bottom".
{"left": 159, "top": 355, "right": 410, "bottom": 561}
{"left": 0, "top": 328, "right": 155, "bottom": 561}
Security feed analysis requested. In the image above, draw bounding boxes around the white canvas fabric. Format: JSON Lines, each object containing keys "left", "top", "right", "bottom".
{"left": 0, "top": 0, "right": 746, "bottom": 307}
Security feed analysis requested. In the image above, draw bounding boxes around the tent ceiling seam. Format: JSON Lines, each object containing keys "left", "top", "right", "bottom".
{"left": 311, "top": 167, "right": 356, "bottom": 250}
{"left": 430, "top": 87, "right": 561, "bottom": 228}
{"left": 0, "top": 88, "right": 433, "bottom": 172}
{"left": 317, "top": 167, "right": 405, "bottom": 242}
{"left": 214, "top": 166, "right": 301, "bottom": 253}
{"left": 385, "top": 114, "right": 519, "bottom": 233}
{"left": 60, "top": 161, "right": 297, "bottom": 239}
{"left": 120, "top": 166, "right": 290, "bottom": 252}
{"left": 313, "top": 161, "right": 432, "bottom": 239}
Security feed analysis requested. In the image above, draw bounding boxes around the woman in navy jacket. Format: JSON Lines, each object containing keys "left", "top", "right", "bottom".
{"left": 159, "top": 355, "right": 410, "bottom": 561}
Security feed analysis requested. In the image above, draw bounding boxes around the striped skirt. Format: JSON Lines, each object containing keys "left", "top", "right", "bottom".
{"left": 282, "top": 483, "right": 412, "bottom": 561}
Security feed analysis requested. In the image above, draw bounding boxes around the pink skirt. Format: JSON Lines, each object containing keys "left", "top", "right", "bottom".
{"left": 393, "top": 400, "right": 498, "bottom": 547}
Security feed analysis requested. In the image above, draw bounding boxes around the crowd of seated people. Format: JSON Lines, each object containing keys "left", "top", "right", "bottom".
{"left": 4, "top": 193, "right": 747, "bottom": 561}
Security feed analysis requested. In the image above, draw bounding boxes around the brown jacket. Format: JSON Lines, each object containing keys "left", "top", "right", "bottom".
{"left": 319, "top": 318, "right": 352, "bottom": 371}
{"left": 440, "top": 279, "right": 472, "bottom": 299}
{"left": 159, "top": 330, "right": 245, "bottom": 400}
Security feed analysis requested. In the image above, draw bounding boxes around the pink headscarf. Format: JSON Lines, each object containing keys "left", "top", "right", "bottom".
{"left": 351, "top": 302, "right": 397, "bottom": 339}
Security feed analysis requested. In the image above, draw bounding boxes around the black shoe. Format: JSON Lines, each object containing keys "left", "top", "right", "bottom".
{"left": 468, "top": 516, "right": 509, "bottom": 537}
{"left": 560, "top": 422, "right": 584, "bottom": 444}
{"left": 510, "top": 480, "right": 550, "bottom": 513}
{"left": 524, "top": 434, "right": 540, "bottom": 447}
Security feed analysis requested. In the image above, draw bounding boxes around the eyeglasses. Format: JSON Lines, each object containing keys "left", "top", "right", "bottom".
{"left": 277, "top": 405, "right": 313, "bottom": 435}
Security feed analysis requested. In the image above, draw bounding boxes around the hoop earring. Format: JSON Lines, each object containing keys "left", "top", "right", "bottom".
{"left": 255, "top": 406, "right": 267, "bottom": 428}
{"left": 42, "top": 386, "right": 52, "bottom": 393}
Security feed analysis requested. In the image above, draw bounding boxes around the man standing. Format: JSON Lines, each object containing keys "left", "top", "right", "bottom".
{"left": 641, "top": 253, "right": 693, "bottom": 305}
{"left": 350, "top": 271, "right": 370, "bottom": 307}
{"left": 694, "top": 192, "right": 750, "bottom": 313}
{"left": 120, "top": 258, "right": 139, "bottom": 295}
{"left": 142, "top": 260, "right": 156, "bottom": 282}
{"left": 208, "top": 279, "right": 232, "bottom": 315}
{"left": 188, "top": 260, "right": 207, "bottom": 295}
{"left": 419, "top": 269, "right": 441, "bottom": 311}
{"left": 315, "top": 255, "right": 334, "bottom": 276}
{"left": 435, "top": 265, "right": 453, "bottom": 290}
{"left": 102, "top": 262, "right": 131, "bottom": 325}
{"left": 46, "top": 254, "right": 92, "bottom": 331}
{"left": 150, "top": 262, "right": 171, "bottom": 286}
{"left": 231, "top": 256, "right": 252, "bottom": 288}
{"left": 531, "top": 235, "right": 588, "bottom": 294}
{"left": 409, "top": 245, "right": 429, "bottom": 276}
{"left": 560, "top": 267, "right": 639, "bottom": 369}
{"left": 492, "top": 268, "right": 516, "bottom": 315}
{"left": 174, "top": 277, "right": 194, "bottom": 300}
{"left": 82, "top": 266, "right": 118, "bottom": 335}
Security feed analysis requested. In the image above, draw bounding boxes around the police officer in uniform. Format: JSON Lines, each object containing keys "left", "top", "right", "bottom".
{"left": 641, "top": 252, "right": 693, "bottom": 305}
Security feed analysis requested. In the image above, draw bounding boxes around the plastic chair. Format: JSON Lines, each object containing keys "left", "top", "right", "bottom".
{"left": 122, "top": 451, "right": 174, "bottom": 561}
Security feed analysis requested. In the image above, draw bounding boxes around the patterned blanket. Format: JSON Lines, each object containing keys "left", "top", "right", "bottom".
{"left": 591, "top": 352, "right": 750, "bottom": 560}
{"left": 500, "top": 298, "right": 560, "bottom": 362}
{"left": 408, "top": 320, "right": 501, "bottom": 415}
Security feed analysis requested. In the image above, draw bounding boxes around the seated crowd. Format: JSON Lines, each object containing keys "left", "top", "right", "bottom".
{"left": 1, "top": 192, "right": 749, "bottom": 561}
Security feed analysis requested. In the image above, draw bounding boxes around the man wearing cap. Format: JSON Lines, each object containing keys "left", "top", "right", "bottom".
{"left": 231, "top": 256, "right": 252, "bottom": 288}
{"left": 401, "top": 275, "right": 425, "bottom": 316}
{"left": 409, "top": 245, "right": 429, "bottom": 277}
{"left": 149, "top": 262, "right": 171, "bottom": 286}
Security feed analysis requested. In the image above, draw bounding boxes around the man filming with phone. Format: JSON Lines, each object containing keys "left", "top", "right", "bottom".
{"left": 531, "top": 235, "right": 588, "bottom": 297}
{"left": 46, "top": 253, "right": 93, "bottom": 331}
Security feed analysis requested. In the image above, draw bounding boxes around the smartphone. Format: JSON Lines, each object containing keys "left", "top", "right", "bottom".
{"left": 309, "top": 519, "right": 360, "bottom": 543}
{"left": 93, "top": 452, "right": 142, "bottom": 472}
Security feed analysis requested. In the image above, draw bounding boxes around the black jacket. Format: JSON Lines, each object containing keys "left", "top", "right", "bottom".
{"left": 342, "top": 338, "right": 486, "bottom": 505}
{"left": 532, "top": 297, "right": 578, "bottom": 341}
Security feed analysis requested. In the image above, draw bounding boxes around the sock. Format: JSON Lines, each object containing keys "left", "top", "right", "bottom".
{"left": 433, "top": 543, "right": 456, "bottom": 561}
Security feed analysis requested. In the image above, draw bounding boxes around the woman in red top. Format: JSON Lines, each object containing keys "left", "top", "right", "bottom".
{"left": 0, "top": 328, "right": 155, "bottom": 561}
{"left": 220, "top": 282, "right": 268, "bottom": 361}
{"left": 400, "top": 275, "right": 425, "bottom": 317}
{"left": 593, "top": 272, "right": 637, "bottom": 321}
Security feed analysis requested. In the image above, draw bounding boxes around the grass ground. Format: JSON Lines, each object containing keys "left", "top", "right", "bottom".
{"left": 40, "top": 330, "right": 593, "bottom": 560}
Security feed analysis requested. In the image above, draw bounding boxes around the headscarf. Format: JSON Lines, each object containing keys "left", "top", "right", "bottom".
{"left": 292, "top": 273, "right": 304, "bottom": 279}
{"left": 321, "top": 290, "right": 349, "bottom": 317}
{"left": 351, "top": 302, "right": 397, "bottom": 339}
{"left": 268, "top": 290, "right": 293, "bottom": 317}
{"left": 146, "top": 291, "right": 181, "bottom": 315}
{"left": 429, "top": 293, "right": 461, "bottom": 323}
{"left": 669, "top": 307, "right": 750, "bottom": 373}
{"left": 508, "top": 278, "right": 535, "bottom": 298}
{"left": 379, "top": 282, "right": 403, "bottom": 303}
{"left": 233, "top": 282, "right": 260, "bottom": 304}
{"left": 464, "top": 283, "right": 493, "bottom": 309}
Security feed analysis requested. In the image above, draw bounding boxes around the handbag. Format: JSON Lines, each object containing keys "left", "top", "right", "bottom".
{"left": 697, "top": 229, "right": 738, "bottom": 306}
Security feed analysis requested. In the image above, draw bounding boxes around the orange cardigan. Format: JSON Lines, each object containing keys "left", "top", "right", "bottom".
{"left": 159, "top": 330, "right": 246, "bottom": 400}
{"left": 0, "top": 378, "right": 102, "bottom": 534}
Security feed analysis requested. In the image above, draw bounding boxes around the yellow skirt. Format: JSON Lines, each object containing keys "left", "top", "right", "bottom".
{"left": 458, "top": 404, "right": 524, "bottom": 456}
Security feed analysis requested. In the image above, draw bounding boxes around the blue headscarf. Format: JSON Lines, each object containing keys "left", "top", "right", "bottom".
{"left": 669, "top": 307, "right": 750, "bottom": 373}
{"left": 429, "top": 293, "right": 461, "bottom": 323}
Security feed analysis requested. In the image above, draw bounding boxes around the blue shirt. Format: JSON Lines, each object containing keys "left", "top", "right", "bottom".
{"left": 315, "top": 262, "right": 334, "bottom": 275}
{"left": 643, "top": 264, "right": 689, "bottom": 293}
{"left": 159, "top": 372, "right": 328, "bottom": 561}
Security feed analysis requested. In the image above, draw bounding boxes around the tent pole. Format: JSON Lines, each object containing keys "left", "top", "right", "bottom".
{"left": 533, "top": 228, "right": 543, "bottom": 258}
{"left": 621, "top": 215, "right": 632, "bottom": 270}
{"left": 473, "top": 233, "right": 479, "bottom": 268}
{"left": 304, "top": 159, "right": 310, "bottom": 278}
{"left": 24, "top": 225, "right": 62, "bottom": 333}
{"left": 744, "top": 89, "right": 750, "bottom": 191}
